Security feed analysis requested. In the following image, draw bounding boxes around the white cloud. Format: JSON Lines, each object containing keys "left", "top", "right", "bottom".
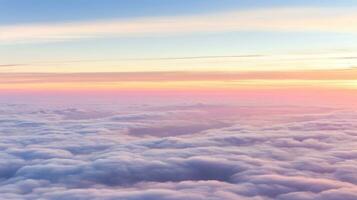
{"left": 0, "top": 103, "right": 356, "bottom": 199}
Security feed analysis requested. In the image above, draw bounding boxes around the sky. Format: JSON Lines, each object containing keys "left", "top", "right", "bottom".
{"left": 1, "top": 0, "right": 357, "bottom": 105}
{"left": 2, "top": 2, "right": 357, "bottom": 200}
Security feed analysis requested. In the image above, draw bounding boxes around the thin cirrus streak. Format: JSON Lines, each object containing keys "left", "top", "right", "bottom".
{"left": 1, "top": 69, "right": 357, "bottom": 82}
{"left": 0, "top": 54, "right": 263, "bottom": 69}
{"left": 0, "top": 64, "right": 27, "bottom": 68}
{"left": 1, "top": 69, "right": 357, "bottom": 92}
{"left": 1, "top": 7, "right": 357, "bottom": 43}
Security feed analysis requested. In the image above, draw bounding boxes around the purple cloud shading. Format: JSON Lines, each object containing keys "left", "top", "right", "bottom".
{"left": 0, "top": 104, "right": 356, "bottom": 199}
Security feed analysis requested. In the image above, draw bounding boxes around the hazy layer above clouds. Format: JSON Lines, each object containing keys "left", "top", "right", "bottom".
{"left": 0, "top": 103, "right": 357, "bottom": 200}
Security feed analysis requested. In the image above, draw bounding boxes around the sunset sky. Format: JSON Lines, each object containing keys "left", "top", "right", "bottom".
{"left": 3, "top": 2, "right": 357, "bottom": 200}
{"left": 1, "top": 0, "right": 357, "bottom": 105}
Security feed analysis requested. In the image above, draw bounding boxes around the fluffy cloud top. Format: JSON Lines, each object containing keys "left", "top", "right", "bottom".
{"left": 0, "top": 103, "right": 356, "bottom": 199}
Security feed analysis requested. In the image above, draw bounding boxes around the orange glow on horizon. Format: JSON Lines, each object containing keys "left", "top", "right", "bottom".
{"left": 1, "top": 79, "right": 357, "bottom": 92}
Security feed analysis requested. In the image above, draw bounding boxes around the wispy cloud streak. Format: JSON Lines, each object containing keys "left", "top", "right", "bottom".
{"left": 0, "top": 64, "right": 27, "bottom": 68}
{"left": 1, "top": 69, "right": 357, "bottom": 84}
{"left": 1, "top": 7, "right": 356, "bottom": 43}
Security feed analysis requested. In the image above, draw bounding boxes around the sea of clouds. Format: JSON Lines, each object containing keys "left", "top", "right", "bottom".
{"left": 0, "top": 103, "right": 357, "bottom": 200}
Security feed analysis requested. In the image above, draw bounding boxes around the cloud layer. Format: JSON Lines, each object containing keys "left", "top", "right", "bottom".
{"left": 1, "top": 7, "right": 357, "bottom": 43}
{"left": 0, "top": 103, "right": 357, "bottom": 199}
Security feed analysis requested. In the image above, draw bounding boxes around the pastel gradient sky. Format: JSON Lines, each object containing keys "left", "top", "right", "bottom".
{"left": 3, "top": 2, "right": 357, "bottom": 200}
{"left": 1, "top": 0, "right": 357, "bottom": 106}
